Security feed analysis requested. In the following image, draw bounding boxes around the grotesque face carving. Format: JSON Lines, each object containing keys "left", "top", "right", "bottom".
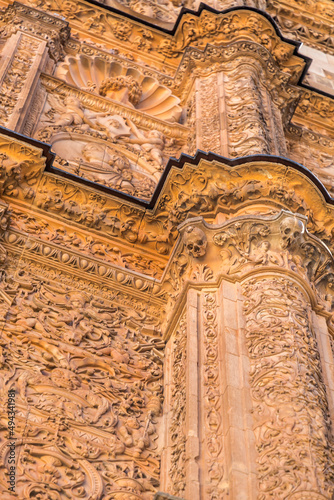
{"left": 183, "top": 226, "right": 207, "bottom": 258}
{"left": 280, "top": 216, "right": 304, "bottom": 249}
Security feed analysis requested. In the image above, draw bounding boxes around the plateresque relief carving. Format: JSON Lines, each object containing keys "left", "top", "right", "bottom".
{"left": 34, "top": 80, "right": 181, "bottom": 197}
{"left": 0, "top": 272, "right": 164, "bottom": 499}
{"left": 242, "top": 277, "right": 334, "bottom": 498}
{"left": 55, "top": 56, "right": 182, "bottom": 122}
{"left": 1, "top": 0, "right": 334, "bottom": 498}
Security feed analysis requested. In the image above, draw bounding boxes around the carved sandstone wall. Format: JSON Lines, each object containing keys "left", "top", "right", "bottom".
{"left": 0, "top": 1, "right": 334, "bottom": 499}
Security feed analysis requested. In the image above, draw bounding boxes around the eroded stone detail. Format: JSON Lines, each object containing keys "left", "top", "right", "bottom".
{"left": 0, "top": 0, "right": 334, "bottom": 498}
{"left": 202, "top": 292, "right": 226, "bottom": 500}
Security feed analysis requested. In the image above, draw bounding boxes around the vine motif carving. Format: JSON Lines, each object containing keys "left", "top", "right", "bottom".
{"left": 168, "top": 315, "right": 187, "bottom": 498}
{"left": 242, "top": 277, "right": 334, "bottom": 498}
{"left": 224, "top": 67, "right": 272, "bottom": 157}
{"left": 0, "top": 270, "right": 165, "bottom": 498}
{"left": 202, "top": 293, "right": 226, "bottom": 499}
{"left": 197, "top": 74, "right": 221, "bottom": 154}
{"left": 9, "top": 209, "right": 166, "bottom": 278}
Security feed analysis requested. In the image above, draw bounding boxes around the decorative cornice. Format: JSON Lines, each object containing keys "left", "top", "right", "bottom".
{"left": 3, "top": 229, "right": 165, "bottom": 301}
{"left": 267, "top": 0, "right": 334, "bottom": 56}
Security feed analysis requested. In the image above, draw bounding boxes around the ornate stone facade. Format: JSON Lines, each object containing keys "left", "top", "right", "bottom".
{"left": 0, "top": 0, "right": 334, "bottom": 499}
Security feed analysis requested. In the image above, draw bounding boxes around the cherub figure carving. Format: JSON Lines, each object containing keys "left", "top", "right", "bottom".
{"left": 121, "top": 119, "right": 166, "bottom": 167}
{"left": 45, "top": 95, "right": 95, "bottom": 129}
{"left": 44, "top": 95, "right": 131, "bottom": 139}
{"left": 119, "top": 414, "right": 155, "bottom": 458}
{"left": 251, "top": 240, "right": 284, "bottom": 266}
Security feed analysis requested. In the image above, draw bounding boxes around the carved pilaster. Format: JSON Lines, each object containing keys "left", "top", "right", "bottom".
{"left": 163, "top": 209, "right": 334, "bottom": 499}
{"left": 0, "top": 32, "right": 47, "bottom": 131}
{"left": 195, "top": 74, "right": 224, "bottom": 155}
{"left": 193, "top": 59, "right": 288, "bottom": 158}
{"left": 163, "top": 288, "right": 229, "bottom": 500}
{"left": 163, "top": 313, "right": 188, "bottom": 498}
{"left": 0, "top": 2, "right": 70, "bottom": 132}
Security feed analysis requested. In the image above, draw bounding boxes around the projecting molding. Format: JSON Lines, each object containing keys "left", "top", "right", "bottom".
{"left": 2, "top": 127, "right": 334, "bottom": 316}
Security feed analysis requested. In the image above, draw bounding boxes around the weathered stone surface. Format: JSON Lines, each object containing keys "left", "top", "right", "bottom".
{"left": 0, "top": 0, "right": 334, "bottom": 499}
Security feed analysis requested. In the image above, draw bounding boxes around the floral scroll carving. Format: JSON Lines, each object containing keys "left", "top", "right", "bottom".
{"left": 212, "top": 211, "right": 333, "bottom": 286}
{"left": 202, "top": 293, "right": 226, "bottom": 500}
{"left": 242, "top": 277, "right": 334, "bottom": 498}
{"left": 0, "top": 275, "right": 164, "bottom": 499}
{"left": 0, "top": 33, "right": 41, "bottom": 128}
{"left": 168, "top": 315, "right": 187, "bottom": 498}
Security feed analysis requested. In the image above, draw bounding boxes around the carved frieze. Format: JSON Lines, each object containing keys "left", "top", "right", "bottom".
{"left": 0, "top": 262, "right": 165, "bottom": 498}
{"left": 267, "top": 0, "right": 334, "bottom": 55}
{"left": 1, "top": 1, "right": 334, "bottom": 497}
{"left": 162, "top": 210, "right": 334, "bottom": 325}
{"left": 5, "top": 2, "right": 303, "bottom": 73}
{"left": 287, "top": 126, "right": 334, "bottom": 197}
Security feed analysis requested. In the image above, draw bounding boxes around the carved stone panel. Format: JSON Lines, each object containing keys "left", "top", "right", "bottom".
{"left": 242, "top": 276, "right": 334, "bottom": 498}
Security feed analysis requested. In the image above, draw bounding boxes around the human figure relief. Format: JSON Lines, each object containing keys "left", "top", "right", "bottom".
{"left": 44, "top": 95, "right": 131, "bottom": 139}
{"left": 121, "top": 119, "right": 167, "bottom": 168}
{"left": 44, "top": 95, "right": 96, "bottom": 129}
{"left": 119, "top": 414, "right": 155, "bottom": 458}
{"left": 251, "top": 240, "right": 284, "bottom": 266}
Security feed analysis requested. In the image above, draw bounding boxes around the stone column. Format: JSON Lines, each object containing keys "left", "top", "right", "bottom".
{"left": 161, "top": 211, "right": 334, "bottom": 499}
{"left": 194, "top": 61, "right": 287, "bottom": 158}
{"left": 162, "top": 283, "right": 256, "bottom": 500}
{"left": 241, "top": 275, "right": 334, "bottom": 499}
{"left": 163, "top": 278, "right": 334, "bottom": 499}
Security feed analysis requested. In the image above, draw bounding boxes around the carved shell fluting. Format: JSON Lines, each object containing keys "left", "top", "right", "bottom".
{"left": 55, "top": 55, "right": 182, "bottom": 122}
